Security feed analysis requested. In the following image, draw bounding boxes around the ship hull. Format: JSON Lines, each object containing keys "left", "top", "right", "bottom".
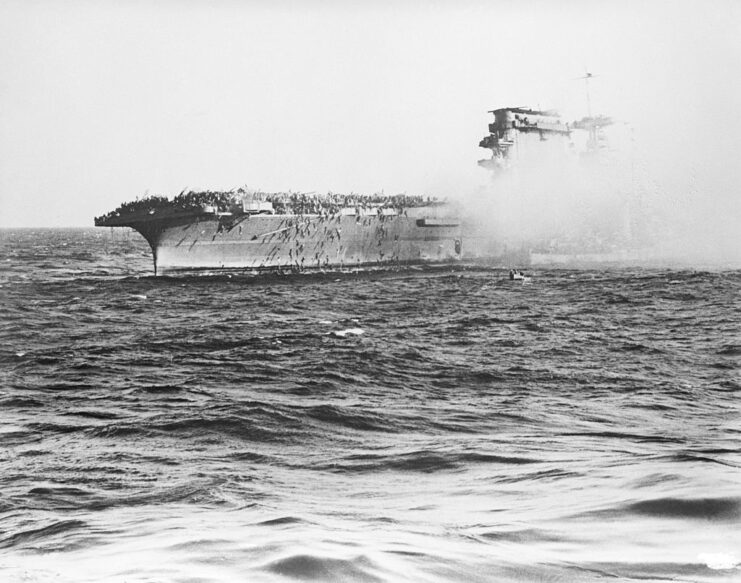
{"left": 97, "top": 203, "right": 527, "bottom": 275}
{"left": 111, "top": 206, "right": 491, "bottom": 275}
{"left": 161, "top": 213, "right": 460, "bottom": 274}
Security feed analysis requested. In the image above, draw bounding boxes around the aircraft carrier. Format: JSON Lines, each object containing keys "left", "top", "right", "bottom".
{"left": 95, "top": 101, "right": 625, "bottom": 274}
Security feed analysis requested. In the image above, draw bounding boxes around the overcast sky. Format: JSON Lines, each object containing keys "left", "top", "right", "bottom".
{"left": 1, "top": 0, "right": 739, "bottom": 229}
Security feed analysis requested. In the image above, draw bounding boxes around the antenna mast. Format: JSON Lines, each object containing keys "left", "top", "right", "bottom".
{"left": 578, "top": 71, "right": 595, "bottom": 118}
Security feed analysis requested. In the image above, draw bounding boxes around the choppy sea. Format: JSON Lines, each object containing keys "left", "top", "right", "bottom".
{"left": 0, "top": 227, "right": 739, "bottom": 583}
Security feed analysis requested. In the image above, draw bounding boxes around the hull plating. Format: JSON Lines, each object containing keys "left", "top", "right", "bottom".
{"left": 147, "top": 208, "right": 465, "bottom": 275}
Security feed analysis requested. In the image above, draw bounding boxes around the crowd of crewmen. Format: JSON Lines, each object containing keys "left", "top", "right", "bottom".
{"left": 96, "top": 191, "right": 234, "bottom": 222}
{"left": 259, "top": 191, "right": 439, "bottom": 215}
{"left": 97, "top": 189, "right": 442, "bottom": 222}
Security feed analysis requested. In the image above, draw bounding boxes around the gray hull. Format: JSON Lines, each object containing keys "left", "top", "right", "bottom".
{"left": 99, "top": 205, "right": 522, "bottom": 275}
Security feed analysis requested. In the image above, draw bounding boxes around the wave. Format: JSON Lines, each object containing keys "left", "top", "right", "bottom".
{"left": 90, "top": 413, "right": 302, "bottom": 442}
{"left": 62, "top": 410, "right": 121, "bottom": 420}
{"left": 670, "top": 452, "right": 741, "bottom": 468}
{"left": 0, "top": 396, "right": 45, "bottom": 408}
{"left": 319, "top": 449, "right": 541, "bottom": 473}
{"left": 254, "top": 516, "right": 308, "bottom": 527}
{"left": 625, "top": 497, "right": 741, "bottom": 520}
{"left": 616, "top": 341, "right": 665, "bottom": 354}
{"left": 717, "top": 344, "right": 741, "bottom": 356}
{"left": 0, "top": 519, "right": 87, "bottom": 550}
{"left": 263, "top": 553, "right": 382, "bottom": 582}
{"left": 560, "top": 430, "right": 683, "bottom": 444}
{"left": 303, "top": 404, "right": 395, "bottom": 432}
{"left": 27, "top": 421, "right": 89, "bottom": 435}
{"left": 579, "top": 496, "right": 741, "bottom": 522}
{"left": 19, "top": 480, "right": 230, "bottom": 513}
{"left": 478, "top": 527, "right": 566, "bottom": 543}
{"left": 577, "top": 560, "right": 739, "bottom": 579}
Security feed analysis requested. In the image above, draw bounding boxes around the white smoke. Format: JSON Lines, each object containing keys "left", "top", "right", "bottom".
{"left": 461, "top": 114, "right": 741, "bottom": 267}
{"left": 465, "top": 123, "right": 632, "bottom": 248}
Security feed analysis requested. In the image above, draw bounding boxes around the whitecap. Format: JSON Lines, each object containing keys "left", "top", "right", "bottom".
{"left": 333, "top": 328, "right": 364, "bottom": 337}
{"left": 698, "top": 553, "right": 739, "bottom": 570}
{"left": 318, "top": 320, "right": 334, "bottom": 325}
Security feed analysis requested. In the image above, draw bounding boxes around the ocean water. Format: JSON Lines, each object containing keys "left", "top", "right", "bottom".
{"left": 0, "top": 227, "right": 739, "bottom": 583}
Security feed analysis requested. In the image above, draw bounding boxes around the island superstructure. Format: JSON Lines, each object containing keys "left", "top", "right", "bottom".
{"left": 477, "top": 107, "right": 572, "bottom": 172}
{"left": 477, "top": 106, "right": 613, "bottom": 170}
